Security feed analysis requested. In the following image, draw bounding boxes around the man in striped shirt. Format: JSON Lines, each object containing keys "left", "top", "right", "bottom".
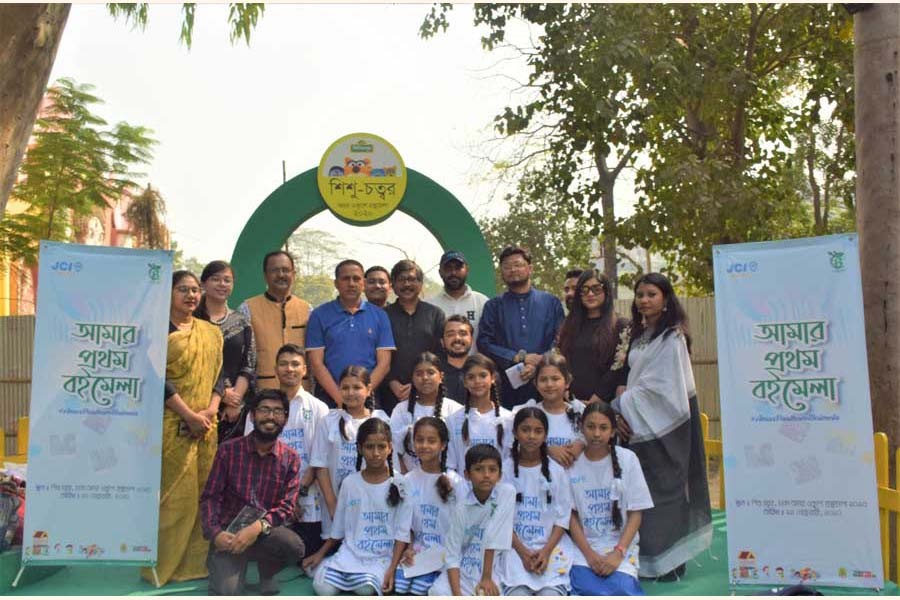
{"left": 200, "top": 389, "right": 304, "bottom": 595}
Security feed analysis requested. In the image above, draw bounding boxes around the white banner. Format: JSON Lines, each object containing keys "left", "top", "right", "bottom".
{"left": 22, "top": 242, "right": 171, "bottom": 565}
{"left": 713, "top": 234, "right": 883, "bottom": 589}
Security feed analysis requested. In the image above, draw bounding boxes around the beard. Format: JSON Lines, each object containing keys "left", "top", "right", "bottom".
{"left": 443, "top": 275, "right": 465, "bottom": 292}
{"left": 252, "top": 422, "right": 285, "bottom": 442}
{"left": 446, "top": 345, "right": 470, "bottom": 358}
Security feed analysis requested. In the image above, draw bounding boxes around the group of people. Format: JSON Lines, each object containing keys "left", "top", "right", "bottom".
{"left": 153, "top": 244, "right": 712, "bottom": 596}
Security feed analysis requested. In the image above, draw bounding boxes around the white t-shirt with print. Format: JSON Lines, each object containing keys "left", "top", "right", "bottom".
{"left": 309, "top": 408, "right": 390, "bottom": 535}
{"left": 446, "top": 405, "right": 512, "bottom": 473}
{"left": 566, "top": 446, "right": 653, "bottom": 578}
{"left": 390, "top": 397, "right": 463, "bottom": 472}
{"left": 499, "top": 459, "right": 574, "bottom": 591}
{"left": 431, "top": 481, "right": 516, "bottom": 596}
{"left": 400, "top": 468, "right": 467, "bottom": 556}
{"left": 322, "top": 471, "right": 414, "bottom": 587}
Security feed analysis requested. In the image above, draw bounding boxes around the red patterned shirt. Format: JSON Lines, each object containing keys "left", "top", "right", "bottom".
{"left": 200, "top": 435, "right": 300, "bottom": 541}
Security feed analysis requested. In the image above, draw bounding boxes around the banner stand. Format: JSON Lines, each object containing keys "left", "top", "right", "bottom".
{"left": 19, "top": 242, "right": 171, "bottom": 582}
{"left": 713, "top": 234, "right": 883, "bottom": 591}
{"left": 11, "top": 563, "right": 159, "bottom": 588}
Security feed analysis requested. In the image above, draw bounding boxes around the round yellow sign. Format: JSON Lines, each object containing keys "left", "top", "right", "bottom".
{"left": 317, "top": 133, "right": 407, "bottom": 224}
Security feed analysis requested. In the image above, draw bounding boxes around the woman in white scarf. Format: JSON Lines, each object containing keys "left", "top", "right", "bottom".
{"left": 612, "top": 273, "right": 712, "bottom": 581}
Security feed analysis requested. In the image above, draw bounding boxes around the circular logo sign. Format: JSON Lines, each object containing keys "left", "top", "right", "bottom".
{"left": 317, "top": 133, "right": 407, "bottom": 224}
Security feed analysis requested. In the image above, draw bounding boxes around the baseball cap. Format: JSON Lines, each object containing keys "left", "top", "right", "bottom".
{"left": 440, "top": 250, "right": 467, "bottom": 266}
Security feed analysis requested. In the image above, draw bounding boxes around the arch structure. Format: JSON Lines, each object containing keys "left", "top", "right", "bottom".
{"left": 230, "top": 167, "right": 494, "bottom": 305}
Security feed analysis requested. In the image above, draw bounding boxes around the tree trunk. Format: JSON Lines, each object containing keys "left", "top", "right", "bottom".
{"left": 0, "top": 4, "right": 70, "bottom": 222}
{"left": 855, "top": 4, "right": 900, "bottom": 455}
{"left": 599, "top": 179, "right": 618, "bottom": 299}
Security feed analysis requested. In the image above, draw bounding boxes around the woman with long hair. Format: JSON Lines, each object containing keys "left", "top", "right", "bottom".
{"left": 194, "top": 260, "right": 257, "bottom": 442}
{"left": 613, "top": 272, "right": 711, "bottom": 581}
{"left": 557, "top": 270, "right": 630, "bottom": 404}
{"left": 143, "top": 270, "right": 223, "bottom": 586}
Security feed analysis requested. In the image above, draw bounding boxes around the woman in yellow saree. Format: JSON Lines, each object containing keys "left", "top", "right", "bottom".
{"left": 143, "top": 270, "right": 223, "bottom": 585}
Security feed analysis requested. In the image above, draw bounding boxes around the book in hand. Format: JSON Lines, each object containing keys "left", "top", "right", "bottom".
{"left": 226, "top": 505, "right": 266, "bottom": 534}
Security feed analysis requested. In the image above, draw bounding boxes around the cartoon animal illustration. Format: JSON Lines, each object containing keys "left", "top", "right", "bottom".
{"left": 344, "top": 157, "right": 372, "bottom": 176}
{"left": 384, "top": 166, "right": 397, "bottom": 176}
{"left": 328, "top": 166, "right": 345, "bottom": 176}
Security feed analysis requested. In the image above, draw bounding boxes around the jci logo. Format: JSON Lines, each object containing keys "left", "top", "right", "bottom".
{"left": 726, "top": 261, "right": 758, "bottom": 274}
{"left": 51, "top": 260, "right": 82, "bottom": 273}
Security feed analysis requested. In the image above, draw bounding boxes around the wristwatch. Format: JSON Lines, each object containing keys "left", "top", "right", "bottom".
{"left": 514, "top": 350, "right": 527, "bottom": 364}
{"left": 258, "top": 518, "right": 272, "bottom": 537}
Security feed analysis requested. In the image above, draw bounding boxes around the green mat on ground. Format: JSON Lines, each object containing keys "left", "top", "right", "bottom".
{"left": 4, "top": 511, "right": 897, "bottom": 596}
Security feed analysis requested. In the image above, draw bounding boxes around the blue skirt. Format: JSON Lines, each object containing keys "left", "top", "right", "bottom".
{"left": 394, "top": 568, "right": 440, "bottom": 595}
{"left": 570, "top": 565, "right": 645, "bottom": 596}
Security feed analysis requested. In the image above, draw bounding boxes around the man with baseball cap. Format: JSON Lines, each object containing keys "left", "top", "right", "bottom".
{"left": 428, "top": 250, "right": 489, "bottom": 348}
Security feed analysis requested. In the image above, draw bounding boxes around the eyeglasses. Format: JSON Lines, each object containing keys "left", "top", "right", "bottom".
{"left": 266, "top": 267, "right": 293, "bottom": 275}
{"left": 501, "top": 261, "right": 529, "bottom": 271}
{"left": 394, "top": 275, "right": 421, "bottom": 285}
{"left": 255, "top": 406, "right": 287, "bottom": 418}
{"left": 580, "top": 284, "right": 605, "bottom": 296}
{"left": 175, "top": 286, "right": 201, "bottom": 295}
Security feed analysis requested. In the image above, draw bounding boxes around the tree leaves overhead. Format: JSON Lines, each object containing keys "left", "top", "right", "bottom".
{"left": 422, "top": 3, "right": 856, "bottom": 293}
{"left": 479, "top": 171, "right": 595, "bottom": 296}
{"left": 106, "top": 2, "right": 265, "bottom": 49}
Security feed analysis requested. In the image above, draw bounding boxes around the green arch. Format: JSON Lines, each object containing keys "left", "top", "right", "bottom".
{"left": 230, "top": 167, "right": 495, "bottom": 305}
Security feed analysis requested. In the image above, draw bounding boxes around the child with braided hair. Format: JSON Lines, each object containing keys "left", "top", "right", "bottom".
{"left": 310, "top": 366, "right": 389, "bottom": 539}
{"left": 394, "top": 417, "right": 467, "bottom": 595}
{"left": 305, "top": 418, "right": 412, "bottom": 595}
{"left": 390, "top": 352, "right": 463, "bottom": 474}
{"left": 446, "top": 353, "right": 511, "bottom": 473}
{"left": 499, "top": 407, "right": 574, "bottom": 595}
{"left": 512, "top": 350, "right": 586, "bottom": 468}
{"left": 566, "top": 402, "right": 652, "bottom": 595}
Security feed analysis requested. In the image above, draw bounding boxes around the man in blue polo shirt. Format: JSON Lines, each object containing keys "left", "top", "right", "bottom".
{"left": 306, "top": 259, "right": 395, "bottom": 408}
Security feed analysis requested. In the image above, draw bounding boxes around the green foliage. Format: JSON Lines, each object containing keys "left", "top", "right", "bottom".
{"left": 126, "top": 184, "right": 168, "bottom": 249}
{"left": 287, "top": 227, "right": 346, "bottom": 306}
{"left": 106, "top": 2, "right": 265, "bottom": 49}
{"left": 478, "top": 171, "right": 595, "bottom": 296}
{"left": 170, "top": 239, "right": 204, "bottom": 275}
{"left": 422, "top": 3, "right": 856, "bottom": 293}
{"left": 2, "top": 77, "right": 156, "bottom": 265}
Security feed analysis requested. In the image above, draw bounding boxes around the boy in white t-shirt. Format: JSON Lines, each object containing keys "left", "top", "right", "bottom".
{"left": 429, "top": 444, "right": 515, "bottom": 596}
{"left": 245, "top": 343, "right": 330, "bottom": 557}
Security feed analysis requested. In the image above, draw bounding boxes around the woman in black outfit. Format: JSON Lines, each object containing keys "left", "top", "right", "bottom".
{"left": 194, "top": 260, "right": 257, "bottom": 442}
{"left": 557, "top": 269, "right": 630, "bottom": 404}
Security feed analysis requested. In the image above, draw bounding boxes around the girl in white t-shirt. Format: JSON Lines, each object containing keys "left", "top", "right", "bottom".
{"left": 304, "top": 418, "right": 412, "bottom": 595}
{"left": 311, "top": 365, "right": 390, "bottom": 537}
{"left": 394, "top": 416, "right": 467, "bottom": 595}
{"left": 500, "top": 407, "right": 574, "bottom": 596}
{"left": 567, "top": 402, "right": 653, "bottom": 596}
{"left": 514, "top": 351, "right": 586, "bottom": 468}
{"left": 447, "top": 353, "right": 511, "bottom": 473}
{"left": 391, "top": 352, "right": 463, "bottom": 473}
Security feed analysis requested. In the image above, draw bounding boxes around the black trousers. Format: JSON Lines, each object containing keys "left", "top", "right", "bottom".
{"left": 206, "top": 526, "right": 305, "bottom": 595}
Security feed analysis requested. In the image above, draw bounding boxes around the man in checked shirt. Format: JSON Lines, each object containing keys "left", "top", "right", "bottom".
{"left": 200, "top": 389, "right": 305, "bottom": 595}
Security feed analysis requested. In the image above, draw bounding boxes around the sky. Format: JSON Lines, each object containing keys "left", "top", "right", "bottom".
{"left": 49, "top": 4, "right": 634, "bottom": 281}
